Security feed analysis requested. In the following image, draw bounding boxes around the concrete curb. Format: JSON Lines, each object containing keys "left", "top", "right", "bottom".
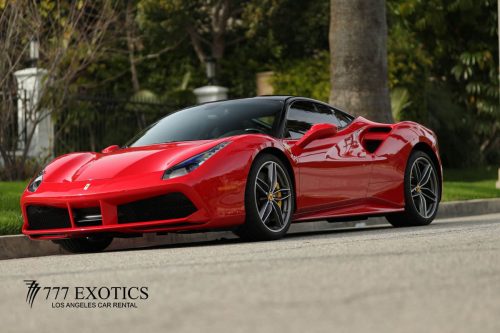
{"left": 1, "top": 198, "right": 499, "bottom": 260}
{"left": 435, "top": 198, "right": 500, "bottom": 219}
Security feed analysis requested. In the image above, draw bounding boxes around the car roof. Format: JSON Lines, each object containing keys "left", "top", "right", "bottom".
{"left": 202, "top": 95, "right": 325, "bottom": 104}
{"left": 251, "top": 96, "right": 329, "bottom": 105}
{"left": 252, "top": 95, "right": 294, "bottom": 101}
{"left": 199, "top": 96, "right": 352, "bottom": 117}
{"left": 251, "top": 96, "right": 354, "bottom": 119}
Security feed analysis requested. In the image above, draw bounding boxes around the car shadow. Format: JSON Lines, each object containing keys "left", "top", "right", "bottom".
{"left": 102, "top": 216, "right": 498, "bottom": 255}
{"left": 102, "top": 223, "right": 394, "bottom": 254}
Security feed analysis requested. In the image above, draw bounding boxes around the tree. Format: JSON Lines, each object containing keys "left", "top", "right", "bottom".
{"left": 329, "top": 0, "right": 393, "bottom": 122}
{"left": 387, "top": 0, "right": 499, "bottom": 165}
{"left": 138, "top": 0, "right": 281, "bottom": 84}
{"left": 0, "top": 1, "right": 116, "bottom": 180}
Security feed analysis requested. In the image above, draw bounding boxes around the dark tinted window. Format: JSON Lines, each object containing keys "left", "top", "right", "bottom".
{"left": 315, "top": 104, "right": 353, "bottom": 128}
{"left": 333, "top": 109, "right": 353, "bottom": 128}
{"left": 284, "top": 101, "right": 338, "bottom": 139}
{"left": 315, "top": 104, "right": 341, "bottom": 127}
{"left": 128, "top": 99, "right": 283, "bottom": 147}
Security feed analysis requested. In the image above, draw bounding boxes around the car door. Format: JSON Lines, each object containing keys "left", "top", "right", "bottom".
{"left": 282, "top": 101, "right": 371, "bottom": 213}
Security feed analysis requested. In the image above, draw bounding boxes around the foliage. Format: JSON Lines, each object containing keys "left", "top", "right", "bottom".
{"left": 272, "top": 51, "right": 330, "bottom": 102}
{"left": 386, "top": 15, "right": 431, "bottom": 123}
{"left": 0, "top": 1, "right": 116, "bottom": 180}
{"left": 426, "top": 83, "right": 478, "bottom": 167}
{"left": 1, "top": 0, "right": 498, "bottom": 180}
{"left": 137, "top": 0, "right": 280, "bottom": 81}
{"left": 387, "top": 0, "right": 499, "bottom": 166}
{"left": 390, "top": 87, "right": 412, "bottom": 121}
{"left": 264, "top": 0, "right": 330, "bottom": 100}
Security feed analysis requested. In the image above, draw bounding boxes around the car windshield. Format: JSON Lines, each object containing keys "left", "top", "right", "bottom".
{"left": 127, "top": 99, "right": 284, "bottom": 147}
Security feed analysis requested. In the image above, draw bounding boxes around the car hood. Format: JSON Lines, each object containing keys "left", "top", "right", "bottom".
{"left": 44, "top": 140, "right": 224, "bottom": 182}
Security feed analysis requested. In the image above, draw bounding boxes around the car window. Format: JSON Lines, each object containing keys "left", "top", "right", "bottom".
{"left": 315, "top": 104, "right": 342, "bottom": 127}
{"left": 127, "top": 99, "right": 283, "bottom": 147}
{"left": 284, "top": 101, "right": 339, "bottom": 139}
{"left": 333, "top": 109, "right": 353, "bottom": 128}
{"left": 316, "top": 104, "right": 353, "bottom": 129}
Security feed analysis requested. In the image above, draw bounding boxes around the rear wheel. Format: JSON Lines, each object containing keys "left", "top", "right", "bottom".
{"left": 235, "top": 154, "right": 294, "bottom": 241}
{"left": 54, "top": 236, "right": 113, "bottom": 253}
{"left": 386, "top": 150, "right": 440, "bottom": 227}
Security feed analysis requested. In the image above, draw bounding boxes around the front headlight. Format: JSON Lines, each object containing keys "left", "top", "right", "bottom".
{"left": 162, "top": 142, "right": 230, "bottom": 180}
{"left": 28, "top": 170, "right": 44, "bottom": 192}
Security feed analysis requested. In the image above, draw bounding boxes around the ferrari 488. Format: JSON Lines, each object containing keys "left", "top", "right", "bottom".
{"left": 21, "top": 96, "right": 442, "bottom": 253}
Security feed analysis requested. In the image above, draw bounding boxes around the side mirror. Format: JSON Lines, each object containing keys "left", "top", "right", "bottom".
{"left": 291, "top": 123, "right": 338, "bottom": 155}
{"left": 101, "top": 145, "right": 120, "bottom": 154}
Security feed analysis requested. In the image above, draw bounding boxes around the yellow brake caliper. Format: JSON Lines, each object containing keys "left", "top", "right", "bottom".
{"left": 275, "top": 182, "right": 282, "bottom": 208}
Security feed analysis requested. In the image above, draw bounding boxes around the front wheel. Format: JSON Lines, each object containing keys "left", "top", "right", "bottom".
{"left": 53, "top": 236, "right": 113, "bottom": 253}
{"left": 386, "top": 150, "right": 440, "bottom": 227}
{"left": 235, "top": 154, "right": 294, "bottom": 241}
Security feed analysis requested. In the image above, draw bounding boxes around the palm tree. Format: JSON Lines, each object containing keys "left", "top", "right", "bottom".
{"left": 329, "top": 0, "right": 393, "bottom": 123}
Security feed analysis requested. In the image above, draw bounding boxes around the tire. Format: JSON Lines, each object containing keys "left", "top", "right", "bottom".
{"left": 235, "top": 154, "right": 295, "bottom": 241}
{"left": 54, "top": 236, "right": 113, "bottom": 253}
{"left": 386, "top": 150, "right": 441, "bottom": 227}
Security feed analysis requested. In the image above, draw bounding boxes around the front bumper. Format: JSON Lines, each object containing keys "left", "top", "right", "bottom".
{"left": 21, "top": 176, "right": 215, "bottom": 240}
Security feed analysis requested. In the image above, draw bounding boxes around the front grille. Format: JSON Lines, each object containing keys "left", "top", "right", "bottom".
{"left": 73, "top": 207, "right": 102, "bottom": 226}
{"left": 117, "top": 193, "right": 197, "bottom": 224}
{"left": 26, "top": 205, "right": 71, "bottom": 230}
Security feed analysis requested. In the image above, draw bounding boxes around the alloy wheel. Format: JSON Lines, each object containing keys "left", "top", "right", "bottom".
{"left": 254, "top": 161, "right": 292, "bottom": 232}
{"left": 410, "top": 157, "right": 439, "bottom": 218}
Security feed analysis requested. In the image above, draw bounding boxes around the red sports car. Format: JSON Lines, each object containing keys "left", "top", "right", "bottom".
{"left": 21, "top": 96, "right": 442, "bottom": 253}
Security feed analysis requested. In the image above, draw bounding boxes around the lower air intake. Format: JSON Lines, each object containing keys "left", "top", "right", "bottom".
{"left": 117, "top": 193, "right": 197, "bottom": 224}
{"left": 26, "top": 205, "right": 71, "bottom": 230}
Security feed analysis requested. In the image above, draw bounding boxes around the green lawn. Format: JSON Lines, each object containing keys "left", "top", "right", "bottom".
{"left": 0, "top": 167, "right": 499, "bottom": 236}
{"left": 442, "top": 166, "right": 500, "bottom": 202}
{"left": 0, "top": 181, "right": 27, "bottom": 235}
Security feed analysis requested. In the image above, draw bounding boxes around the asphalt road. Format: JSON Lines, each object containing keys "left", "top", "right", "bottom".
{"left": 0, "top": 213, "right": 499, "bottom": 333}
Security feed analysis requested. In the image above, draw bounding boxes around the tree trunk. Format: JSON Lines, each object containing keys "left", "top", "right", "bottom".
{"left": 329, "top": 0, "right": 393, "bottom": 123}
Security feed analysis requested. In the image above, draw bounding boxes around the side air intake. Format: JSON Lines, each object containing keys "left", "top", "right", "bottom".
{"left": 361, "top": 127, "right": 392, "bottom": 153}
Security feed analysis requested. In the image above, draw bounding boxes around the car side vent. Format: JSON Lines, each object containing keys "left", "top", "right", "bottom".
{"left": 366, "top": 126, "right": 391, "bottom": 133}
{"left": 361, "top": 127, "right": 392, "bottom": 153}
